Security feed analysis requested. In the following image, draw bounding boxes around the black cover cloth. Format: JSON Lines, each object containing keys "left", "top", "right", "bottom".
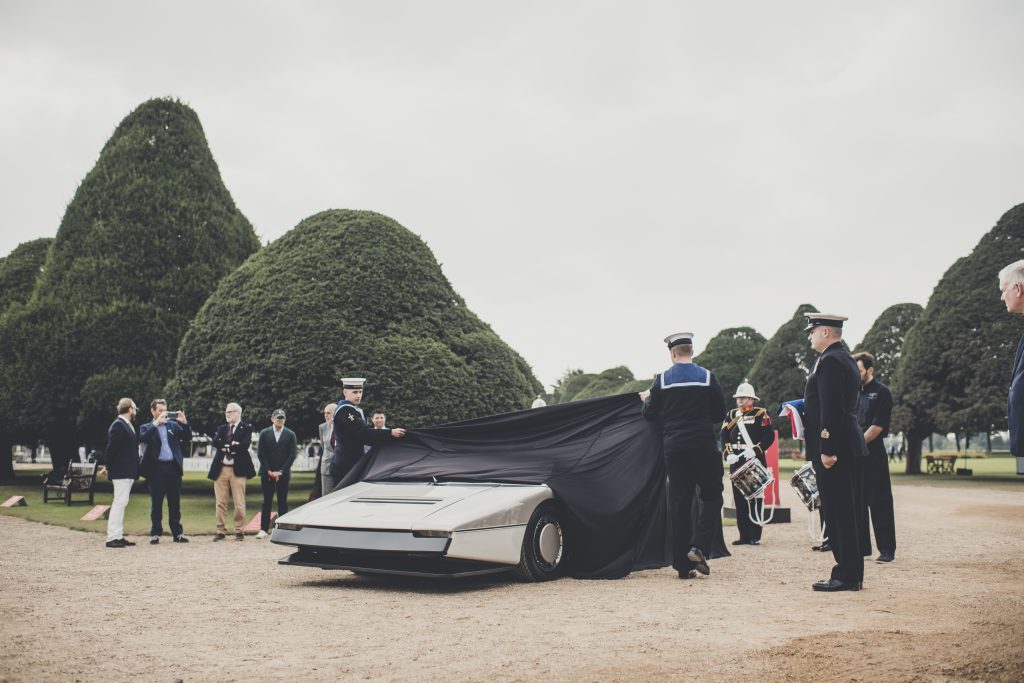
{"left": 338, "top": 393, "right": 728, "bottom": 579}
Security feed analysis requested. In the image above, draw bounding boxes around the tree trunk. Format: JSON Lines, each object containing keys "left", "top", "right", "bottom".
{"left": 905, "top": 431, "right": 924, "bottom": 474}
{"left": 0, "top": 432, "right": 13, "bottom": 481}
{"left": 928, "top": 434, "right": 934, "bottom": 452}
{"left": 987, "top": 431, "right": 992, "bottom": 454}
{"left": 954, "top": 433, "right": 961, "bottom": 452}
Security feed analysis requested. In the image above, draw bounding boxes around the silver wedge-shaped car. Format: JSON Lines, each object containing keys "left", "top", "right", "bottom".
{"left": 271, "top": 480, "right": 567, "bottom": 581}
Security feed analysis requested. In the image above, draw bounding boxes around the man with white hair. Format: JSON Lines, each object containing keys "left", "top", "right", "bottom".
{"left": 999, "top": 260, "right": 1024, "bottom": 460}
{"left": 209, "top": 402, "right": 256, "bottom": 540}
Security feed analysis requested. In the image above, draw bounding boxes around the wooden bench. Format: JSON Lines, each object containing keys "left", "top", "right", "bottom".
{"left": 43, "top": 462, "right": 98, "bottom": 505}
{"left": 924, "top": 454, "right": 957, "bottom": 474}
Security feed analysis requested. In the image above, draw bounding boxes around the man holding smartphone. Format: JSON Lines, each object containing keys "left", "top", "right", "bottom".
{"left": 139, "top": 398, "right": 192, "bottom": 544}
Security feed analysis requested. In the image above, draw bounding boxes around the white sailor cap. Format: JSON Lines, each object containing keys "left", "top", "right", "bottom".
{"left": 341, "top": 377, "right": 366, "bottom": 389}
{"left": 803, "top": 313, "right": 847, "bottom": 333}
{"left": 664, "top": 332, "right": 694, "bottom": 349}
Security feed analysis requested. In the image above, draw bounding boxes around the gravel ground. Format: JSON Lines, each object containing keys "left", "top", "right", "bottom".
{"left": 1, "top": 482, "right": 1022, "bottom": 682}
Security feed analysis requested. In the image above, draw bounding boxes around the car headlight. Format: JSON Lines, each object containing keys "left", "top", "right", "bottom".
{"left": 276, "top": 522, "right": 303, "bottom": 531}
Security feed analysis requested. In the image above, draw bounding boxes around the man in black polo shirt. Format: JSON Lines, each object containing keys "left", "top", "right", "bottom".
{"left": 853, "top": 352, "right": 896, "bottom": 563}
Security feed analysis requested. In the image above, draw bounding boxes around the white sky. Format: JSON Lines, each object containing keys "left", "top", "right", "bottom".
{"left": 1, "top": 1, "right": 1022, "bottom": 389}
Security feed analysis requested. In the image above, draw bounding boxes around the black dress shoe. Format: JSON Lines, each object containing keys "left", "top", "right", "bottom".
{"left": 732, "top": 539, "right": 750, "bottom": 546}
{"left": 876, "top": 552, "right": 895, "bottom": 563}
{"left": 121, "top": 539, "right": 136, "bottom": 546}
{"left": 105, "top": 539, "right": 127, "bottom": 548}
{"left": 678, "top": 569, "right": 699, "bottom": 579}
{"left": 687, "top": 547, "right": 710, "bottom": 576}
{"left": 817, "top": 542, "right": 832, "bottom": 552}
{"left": 173, "top": 535, "right": 189, "bottom": 543}
{"left": 812, "top": 578, "right": 862, "bottom": 592}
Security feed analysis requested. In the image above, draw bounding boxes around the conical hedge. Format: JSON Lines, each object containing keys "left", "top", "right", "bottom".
{"left": 0, "top": 238, "right": 52, "bottom": 309}
{"left": 168, "top": 209, "right": 542, "bottom": 436}
{"left": 748, "top": 304, "right": 819, "bottom": 416}
{"left": 0, "top": 98, "right": 260, "bottom": 461}
{"left": 895, "top": 203, "right": 1024, "bottom": 438}
{"left": 852, "top": 303, "right": 923, "bottom": 386}
{"left": 695, "top": 326, "right": 766, "bottom": 399}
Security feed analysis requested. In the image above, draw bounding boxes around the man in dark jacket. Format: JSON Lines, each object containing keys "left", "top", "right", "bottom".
{"left": 330, "top": 378, "right": 406, "bottom": 485}
{"left": 139, "top": 399, "right": 192, "bottom": 545}
{"left": 641, "top": 333, "right": 727, "bottom": 579}
{"left": 999, "top": 261, "right": 1024, "bottom": 463}
{"left": 256, "top": 409, "right": 297, "bottom": 538}
{"left": 803, "top": 313, "right": 868, "bottom": 592}
{"left": 209, "top": 402, "right": 256, "bottom": 541}
{"left": 100, "top": 397, "right": 139, "bottom": 548}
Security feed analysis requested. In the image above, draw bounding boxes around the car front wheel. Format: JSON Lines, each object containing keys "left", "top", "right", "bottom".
{"left": 514, "top": 502, "right": 565, "bottom": 582}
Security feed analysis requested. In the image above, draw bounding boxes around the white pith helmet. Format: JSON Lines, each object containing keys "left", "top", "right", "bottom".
{"left": 733, "top": 381, "right": 758, "bottom": 400}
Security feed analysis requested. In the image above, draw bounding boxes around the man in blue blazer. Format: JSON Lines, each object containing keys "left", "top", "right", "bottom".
{"left": 140, "top": 398, "right": 192, "bottom": 544}
{"left": 1000, "top": 261, "right": 1024, "bottom": 460}
{"left": 100, "top": 397, "right": 139, "bottom": 548}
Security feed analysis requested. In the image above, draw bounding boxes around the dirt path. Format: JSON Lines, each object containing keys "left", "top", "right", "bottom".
{"left": 2, "top": 482, "right": 1022, "bottom": 682}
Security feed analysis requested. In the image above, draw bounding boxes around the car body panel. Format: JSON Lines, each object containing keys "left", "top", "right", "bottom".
{"left": 272, "top": 481, "right": 554, "bottom": 574}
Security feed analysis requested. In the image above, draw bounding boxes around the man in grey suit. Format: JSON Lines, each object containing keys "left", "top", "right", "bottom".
{"left": 319, "top": 402, "right": 337, "bottom": 495}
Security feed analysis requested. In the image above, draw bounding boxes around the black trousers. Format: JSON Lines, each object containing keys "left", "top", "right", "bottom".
{"left": 260, "top": 472, "right": 291, "bottom": 531}
{"left": 665, "top": 442, "right": 724, "bottom": 571}
{"left": 149, "top": 460, "right": 183, "bottom": 537}
{"left": 818, "top": 455, "right": 864, "bottom": 584}
{"left": 853, "top": 456, "right": 871, "bottom": 556}
{"left": 733, "top": 485, "right": 763, "bottom": 542}
{"left": 863, "top": 446, "right": 896, "bottom": 554}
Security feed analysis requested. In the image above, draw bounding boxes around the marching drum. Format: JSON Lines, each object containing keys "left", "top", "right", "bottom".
{"left": 789, "top": 462, "right": 821, "bottom": 511}
{"left": 729, "top": 457, "right": 773, "bottom": 500}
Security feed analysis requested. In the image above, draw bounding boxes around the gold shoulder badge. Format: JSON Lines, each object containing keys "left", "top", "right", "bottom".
{"left": 821, "top": 428, "right": 830, "bottom": 439}
{"left": 347, "top": 413, "right": 355, "bottom": 422}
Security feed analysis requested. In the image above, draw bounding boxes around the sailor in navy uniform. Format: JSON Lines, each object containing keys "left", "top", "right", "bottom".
{"left": 641, "top": 333, "right": 727, "bottom": 579}
{"left": 803, "top": 314, "right": 868, "bottom": 592}
{"left": 329, "top": 378, "right": 406, "bottom": 487}
{"left": 721, "top": 381, "right": 775, "bottom": 545}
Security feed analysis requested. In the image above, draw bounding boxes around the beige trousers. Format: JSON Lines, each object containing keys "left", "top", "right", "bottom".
{"left": 214, "top": 466, "right": 247, "bottom": 533}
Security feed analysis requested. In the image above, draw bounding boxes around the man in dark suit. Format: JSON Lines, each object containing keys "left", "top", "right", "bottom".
{"left": 209, "top": 402, "right": 256, "bottom": 540}
{"left": 256, "top": 409, "right": 298, "bottom": 539}
{"left": 803, "top": 313, "right": 868, "bottom": 592}
{"left": 139, "top": 399, "right": 192, "bottom": 545}
{"left": 331, "top": 378, "right": 406, "bottom": 486}
{"left": 640, "top": 333, "right": 728, "bottom": 579}
{"left": 999, "top": 261, "right": 1024, "bottom": 461}
{"left": 100, "top": 397, "right": 139, "bottom": 548}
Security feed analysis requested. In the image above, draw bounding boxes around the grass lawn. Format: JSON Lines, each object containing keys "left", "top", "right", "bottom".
{"left": 4, "top": 454, "right": 1020, "bottom": 535}
{"left": 0, "top": 469, "right": 318, "bottom": 536}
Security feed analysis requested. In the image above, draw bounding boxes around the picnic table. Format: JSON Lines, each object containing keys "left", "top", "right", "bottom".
{"left": 924, "top": 454, "right": 957, "bottom": 474}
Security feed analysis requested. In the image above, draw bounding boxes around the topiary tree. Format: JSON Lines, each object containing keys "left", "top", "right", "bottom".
{"left": 167, "top": 209, "right": 543, "bottom": 437}
{"left": 0, "top": 238, "right": 52, "bottom": 307}
{"left": 695, "top": 326, "right": 766, "bottom": 399}
{"left": 748, "top": 304, "right": 820, "bottom": 420}
{"left": 853, "top": 303, "right": 924, "bottom": 386}
{"left": 571, "top": 366, "right": 651, "bottom": 401}
{"left": 0, "top": 98, "right": 260, "bottom": 475}
{"left": 0, "top": 238, "right": 53, "bottom": 478}
{"left": 894, "top": 203, "right": 1024, "bottom": 471}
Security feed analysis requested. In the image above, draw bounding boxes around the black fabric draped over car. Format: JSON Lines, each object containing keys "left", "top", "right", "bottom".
{"left": 338, "top": 393, "right": 729, "bottom": 579}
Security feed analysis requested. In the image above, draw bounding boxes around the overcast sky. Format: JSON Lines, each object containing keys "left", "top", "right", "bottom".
{"left": 2, "top": 1, "right": 1022, "bottom": 390}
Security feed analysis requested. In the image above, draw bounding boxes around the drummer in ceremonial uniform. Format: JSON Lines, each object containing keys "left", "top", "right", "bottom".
{"left": 803, "top": 314, "right": 868, "bottom": 592}
{"left": 721, "top": 381, "right": 775, "bottom": 546}
{"left": 329, "top": 378, "right": 406, "bottom": 486}
{"left": 640, "top": 333, "right": 727, "bottom": 579}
